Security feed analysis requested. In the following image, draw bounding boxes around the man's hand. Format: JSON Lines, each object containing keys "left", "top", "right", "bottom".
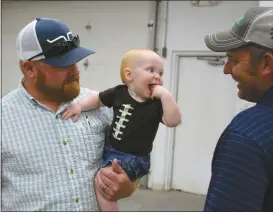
{"left": 95, "top": 159, "right": 136, "bottom": 201}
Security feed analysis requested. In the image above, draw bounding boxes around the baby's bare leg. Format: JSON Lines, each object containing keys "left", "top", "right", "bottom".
{"left": 95, "top": 167, "right": 119, "bottom": 211}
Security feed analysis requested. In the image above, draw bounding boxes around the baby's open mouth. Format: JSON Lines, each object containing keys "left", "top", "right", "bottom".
{"left": 148, "top": 84, "right": 157, "bottom": 91}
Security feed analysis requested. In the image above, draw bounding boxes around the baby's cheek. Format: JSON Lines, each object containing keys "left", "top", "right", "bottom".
{"left": 160, "top": 80, "right": 163, "bottom": 86}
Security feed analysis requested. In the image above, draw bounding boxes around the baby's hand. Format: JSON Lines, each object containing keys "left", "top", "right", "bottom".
{"left": 62, "top": 103, "right": 82, "bottom": 122}
{"left": 151, "top": 85, "right": 169, "bottom": 100}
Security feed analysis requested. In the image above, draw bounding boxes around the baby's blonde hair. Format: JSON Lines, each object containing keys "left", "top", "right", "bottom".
{"left": 120, "top": 48, "right": 155, "bottom": 84}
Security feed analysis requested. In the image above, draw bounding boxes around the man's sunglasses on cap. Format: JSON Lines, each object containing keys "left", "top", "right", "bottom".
{"left": 28, "top": 35, "right": 80, "bottom": 61}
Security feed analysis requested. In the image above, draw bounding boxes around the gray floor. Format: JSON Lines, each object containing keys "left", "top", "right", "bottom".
{"left": 119, "top": 189, "right": 206, "bottom": 211}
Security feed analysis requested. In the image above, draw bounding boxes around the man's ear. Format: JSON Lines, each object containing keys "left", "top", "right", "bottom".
{"left": 124, "top": 68, "right": 133, "bottom": 82}
{"left": 22, "top": 61, "right": 36, "bottom": 79}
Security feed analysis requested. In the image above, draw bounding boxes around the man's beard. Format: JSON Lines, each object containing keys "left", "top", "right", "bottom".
{"left": 36, "top": 71, "right": 80, "bottom": 103}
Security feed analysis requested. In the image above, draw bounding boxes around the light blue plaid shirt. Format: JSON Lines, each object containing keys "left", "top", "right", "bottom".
{"left": 1, "top": 79, "right": 113, "bottom": 211}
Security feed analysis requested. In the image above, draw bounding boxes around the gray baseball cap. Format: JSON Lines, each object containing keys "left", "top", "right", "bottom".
{"left": 205, "top": 7, "right": 273, "bottom": 52}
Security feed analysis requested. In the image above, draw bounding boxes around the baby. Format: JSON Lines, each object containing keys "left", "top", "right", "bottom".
{"left": 62, "top": 49, "right": 182, "bottom": 211}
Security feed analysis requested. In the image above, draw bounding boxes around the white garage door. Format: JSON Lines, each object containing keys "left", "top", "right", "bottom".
{"left": 2, "top": 1, "right": 155, "bottom": 95}
{"left": 172, "top": 56, "right": 237, "bottom": 195}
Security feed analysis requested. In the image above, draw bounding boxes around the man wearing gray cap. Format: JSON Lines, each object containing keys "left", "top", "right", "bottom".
{"left": 204, "top": 7, "right": 273, "bottom": 211}
{"left": 1, "top": 18, "right": 136, "bottom": 211}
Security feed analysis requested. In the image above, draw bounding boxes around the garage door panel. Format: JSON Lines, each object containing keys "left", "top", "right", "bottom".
{"left": 172, "top": 57, "right": 237, "bottom": 195}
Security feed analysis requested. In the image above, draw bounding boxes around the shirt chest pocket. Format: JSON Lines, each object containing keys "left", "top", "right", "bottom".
{"left": 66, "top": 114, "right": 106, "bottom": 163}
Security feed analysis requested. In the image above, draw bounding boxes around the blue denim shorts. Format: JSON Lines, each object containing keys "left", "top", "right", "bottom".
{"left": 102, "top": 145, "right": 150, "bottom": 181}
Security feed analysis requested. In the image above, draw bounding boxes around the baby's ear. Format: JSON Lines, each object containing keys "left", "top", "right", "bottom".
{"left": 124, "top": 68, "right": 133, "bottom": 82}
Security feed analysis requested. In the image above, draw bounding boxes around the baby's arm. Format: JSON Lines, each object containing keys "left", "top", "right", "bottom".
{"left": 151, "top": 85, "right": 181, "bottom": 127}
{"left": 63, "top": 86, "right": 118, "bottom": 122}
{"left": 161, "top": 91, "right": 181, "bottom": 127}
{"left": 62, "top": 93, "right": 103, "bottom": 121}
{"left": 78, "top": 93, "right": 104, "bottom": 111}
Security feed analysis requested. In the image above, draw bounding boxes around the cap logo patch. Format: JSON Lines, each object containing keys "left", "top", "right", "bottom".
{"left": 46, "top": 31, "right": 72, "bottom": 44}
{"left": 233, "top": 15, "right": 244, "bottom": 27}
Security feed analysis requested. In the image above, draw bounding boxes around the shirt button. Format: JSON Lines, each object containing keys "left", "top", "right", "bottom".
{"left": 70, "top": 168, "right": 74, "bottom": 175}
{"left": 55, "top": 115, "right": 59, "bottom": 119}
{"left": 75, "top": 198, "right": 79, "bottom": 203}
{"left": 63, "top": 140, "right": 67, "bottom": 145}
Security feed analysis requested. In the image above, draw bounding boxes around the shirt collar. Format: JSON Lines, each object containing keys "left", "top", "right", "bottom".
{"left": 257, "top": 86, "right": 273, "bottom": 106}
{"left": 18, "top": 77, "right": 36, "bottom": 102}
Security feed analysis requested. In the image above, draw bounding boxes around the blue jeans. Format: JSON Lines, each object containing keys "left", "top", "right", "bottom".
{"left": 102, "top": 145, "right": 150, "bottom": 181}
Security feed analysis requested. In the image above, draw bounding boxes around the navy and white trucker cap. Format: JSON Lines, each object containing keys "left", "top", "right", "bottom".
{"left": 16, "top": 18, "right": 95, "bottom": 67}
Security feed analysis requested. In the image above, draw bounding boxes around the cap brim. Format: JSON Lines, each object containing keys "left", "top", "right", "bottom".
{"left": 204, "top": 30, "right": 248, "bottom": 52}
{"left": 42, "top": 47, "right": 95, "bottom": 67}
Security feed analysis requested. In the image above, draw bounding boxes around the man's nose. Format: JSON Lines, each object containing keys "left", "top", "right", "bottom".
{"left": 68, "top": 64, "right": 79, "bottom": 74}
{"left": 223, "top": 61, "right": 231, "bottom": 75}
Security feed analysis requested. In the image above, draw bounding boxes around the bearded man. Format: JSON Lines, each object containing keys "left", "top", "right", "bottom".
{"left": 1, "top": 18, "right": 136, "bottom": 211}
